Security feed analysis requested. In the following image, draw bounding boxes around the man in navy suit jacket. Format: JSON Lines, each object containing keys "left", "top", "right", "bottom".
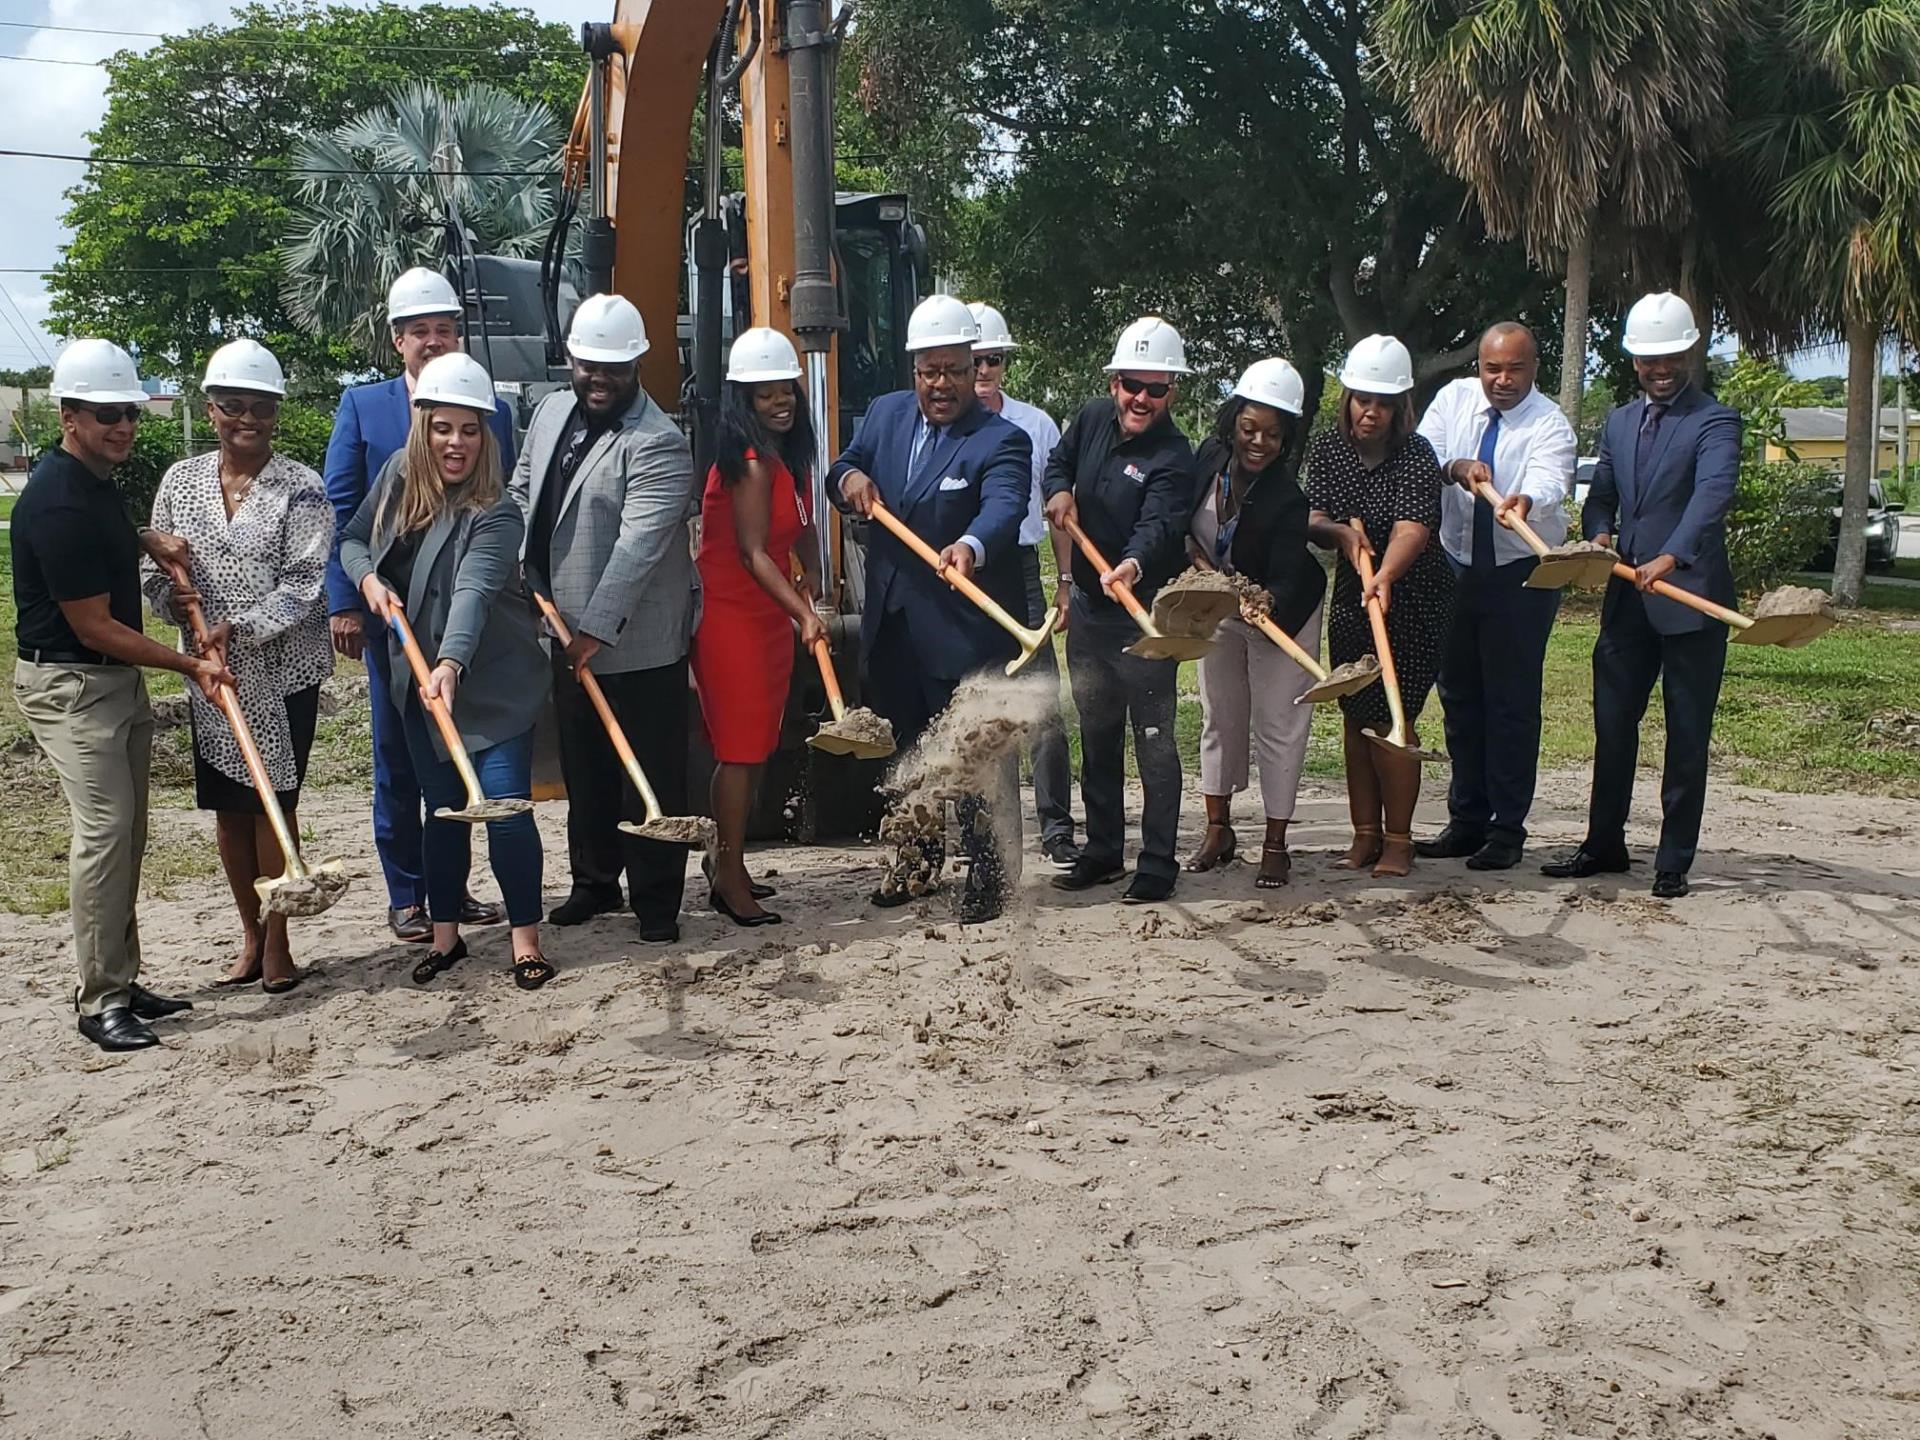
{"left": 1543, "top": 293, "right": 1740, "bottom": 899}
{"left": 322, "top": 268, "right": 517, "bottom": 941}
{"left": 829, "top": 295, "right": 1031, "bottom": 922}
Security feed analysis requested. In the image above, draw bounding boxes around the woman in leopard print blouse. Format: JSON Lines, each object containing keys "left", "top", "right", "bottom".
{"left": 144, "top": 340, "right": 333, "bottom": 994}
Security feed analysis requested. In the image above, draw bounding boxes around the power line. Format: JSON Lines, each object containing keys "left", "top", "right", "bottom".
{"left": 1, "top": 148, "right": 556, "bottom": 179}
{"left": 0, "top": 20, "right": 579, "bottom": 60}
{"left": 0, "top": 289, "right": 52, "bottom": 369}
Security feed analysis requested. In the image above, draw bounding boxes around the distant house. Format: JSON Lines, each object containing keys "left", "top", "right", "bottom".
{"left": 0, "top": 385, "right": 48, "bottom": 475}
{"left": 1765, "top": 407, "right": 1920, "bottom": 475}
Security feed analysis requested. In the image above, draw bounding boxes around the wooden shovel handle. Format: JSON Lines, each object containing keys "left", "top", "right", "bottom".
{"left": 383, "top": 601, "right": 489, "bottom": 801}
{"left": 810, "top": 638, "right": 849, "bottom": 721}
{"left": 1348, "top": 521, "right": 1412, "bottom": 737}
{"left": 1607, "top": 563, "right": 1753, "bottom": 631}
{"left": 1471, "top": 479, "right": 1554, "bottom": 559}
{"left": 162, "top": 561, "right": 306, "bottom": 875}
{"left": 865, "top": 499, "right": 1035, "bottom": 643}
{"left": 532, "top": 591, "right": 663, "bottom": 815}
{"left": 1059, "top": 514, "right": 1154, "bottom": 633}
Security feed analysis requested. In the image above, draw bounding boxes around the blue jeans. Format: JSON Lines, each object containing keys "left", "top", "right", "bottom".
{"left": 364, "top": 631, "right": 425, "bottom": 908}
{"left": 399, "top": 703, "right": 543, "bottom": 927}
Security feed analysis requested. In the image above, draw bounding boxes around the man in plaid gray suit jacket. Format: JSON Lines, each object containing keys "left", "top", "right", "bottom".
{"left": 511, "top": 295, "right": 700, "bottom": 943}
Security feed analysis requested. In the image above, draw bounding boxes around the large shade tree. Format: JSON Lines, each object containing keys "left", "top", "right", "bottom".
{"left": 279, "top": 82, "right": 564, "bottom": 359}
{"left": 1372, "top": 0, "right": 1736, "bottom": 420}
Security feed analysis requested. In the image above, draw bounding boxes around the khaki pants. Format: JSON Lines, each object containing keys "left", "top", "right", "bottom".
{"left": 1196, "top": 606, "right": 1321, "bottom": 821}
{"left": 12, "top": 661, "right": 152, "bottom": 1015}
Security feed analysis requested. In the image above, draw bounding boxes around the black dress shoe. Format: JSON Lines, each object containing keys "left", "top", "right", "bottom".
{"left": 389, "top": 905, "right": 433, "bottom": 943}
{"left": 1651, "top": 870, "right": 1690, "bottom": 899}
{"left": 460, "top": 895, "right": 506, "bottom": 926}
{"left": 78, "top": 1006, "right": 159, "bottom": 1052}
{"left": 1414, "top": 824, "right": 1485, "bottom": 860}
{"left": 1042, "top": 836, "right": 1082, "bottom": 871}
{"left": 1051, "top": 858, "right": 1126, "bottom": 892}
{"left": 638, "top": 919, "right": 681, "bottom": 944}
{"left": 547, "top": 887, "right": 623, "bottom": 926}
{"left": 1540, "top": 847, "right": 1631, "bottom": 879}
{"left": 1121, "top": 872, "right": 1176, "bottom": 905}
{"left": 1465, "top": 839, "right": 1524, "bottom": 872}
{"left": 128, "top": 983, "right": 193, "bottom": 1019}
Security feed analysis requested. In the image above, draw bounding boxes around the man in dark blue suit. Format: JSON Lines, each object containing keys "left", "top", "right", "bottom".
{"left": 322, "top": 268, "right": 518, "bottom": 941}
{"left": 829, "top": 295, "right": 1032, "bottom": 923}
{"left": 1543, "top": 293, "right": 1741, "bottom": 899}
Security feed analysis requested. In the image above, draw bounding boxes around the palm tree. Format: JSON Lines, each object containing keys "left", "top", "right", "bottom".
{"left": 1372, "top": 0, "right": 1735, "bottom": 420}
{"left": 279, "top": 81, "right": 563, "bottom": 358}
{"left": 1738, "top": 0, "right": 1920, "bottom": 607}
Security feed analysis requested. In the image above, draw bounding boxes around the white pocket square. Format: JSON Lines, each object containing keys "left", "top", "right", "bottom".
{"left": 937, "top": 475, "right": 968, "bottom": 491}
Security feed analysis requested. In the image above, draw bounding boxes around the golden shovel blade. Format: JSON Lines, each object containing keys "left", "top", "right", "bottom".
{"left": 254, "top": 859, "right": 350, "bottom": 918}
{"left": 1125, "top": 633, "right": 1216, "bottom": 661}
{"left": 1733, "top": 612, "right": 1839, "bottom": 648}
{"left": 1150, "top": 587, "right": 1241, "bottom": 638}
{"left": 435, "top": 798, "right": 534, "bottom": 823}
{"left": 1525, "top": 546, "right": 1621, "bottom": 590}
{"left": 809, "top": 727, "right": 897, "bottom": 760}
{"left": 1002, "top": 603, "right": 1062, "bottom": 676}
{"left": 1362, "top": 727, "right": 1449, "bottom": 765}
{"left": 622, "top": 814, "right": 717, "bottom": 845}
{"left": 1299, "top": 658, "right": 1382, "bottom": 704}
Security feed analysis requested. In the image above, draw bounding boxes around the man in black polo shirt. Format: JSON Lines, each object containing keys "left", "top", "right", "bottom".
{"left": 11, "top": 338, "right": 231, "bottom": 1053}
{"left": 1043, "top": 316, "right": 1197, "bottom": 904}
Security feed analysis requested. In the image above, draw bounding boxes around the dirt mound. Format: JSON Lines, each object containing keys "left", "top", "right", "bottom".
{"left": 1754, "top": 584, "right": 1835, "bottom": 620}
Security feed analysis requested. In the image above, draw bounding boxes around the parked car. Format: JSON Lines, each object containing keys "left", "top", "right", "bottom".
{"left": 1811, "top": 479, "right": 1900, "bottom": 572}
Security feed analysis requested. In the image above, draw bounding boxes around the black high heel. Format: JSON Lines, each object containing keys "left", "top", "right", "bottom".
{"left": 708, "top": 889, "right": 781, "bottom": 927}
{"left": 702, "top": 854, "right": 775, "bottom": 900}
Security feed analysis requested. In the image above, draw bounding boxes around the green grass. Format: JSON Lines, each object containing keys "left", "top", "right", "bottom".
{"left": 0, "top": 494, "right": 16, "bottom": 522}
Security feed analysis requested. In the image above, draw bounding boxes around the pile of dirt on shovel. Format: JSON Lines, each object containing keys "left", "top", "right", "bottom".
{"left": 1754, "top": 585, "right": 1836, "bottom": 620}
{"left": 1156, "top": 566, "right": 1267, "bottom": 631}
{"left": 875, "top": 674, "right": 1052, "bottom": 901}
{"left": 821, "top": 706, "right": 894, "bottom": 748}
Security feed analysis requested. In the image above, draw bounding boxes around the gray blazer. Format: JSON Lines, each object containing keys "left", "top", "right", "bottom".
{"left": 510, "top": 386, "right": 700, "bottom": 675}
{"left": 339, "top": 453, "right": 551, "bottom": 758}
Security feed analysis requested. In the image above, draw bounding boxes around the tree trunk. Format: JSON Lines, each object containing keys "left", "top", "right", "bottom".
{"left": 1558, "top": 221, "right": 1593, "bottom": 424}
{"left": 1835, "top": 314, "right": 1880, "bottom": 608}
{"left": 1677, "top": 229, "right": 1711, "bottom": 392}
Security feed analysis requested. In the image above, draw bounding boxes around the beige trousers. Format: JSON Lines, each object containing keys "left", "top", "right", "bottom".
{"left": 12, "top": 662, "right": 152, "bottom": 1015}
{"left": 1196, "top": 606, "right": 1321, "bottom": 820}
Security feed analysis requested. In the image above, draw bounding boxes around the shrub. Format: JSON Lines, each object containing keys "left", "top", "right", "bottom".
{"left": 1727, "top": 457, "right": 1830, "bottom": 596}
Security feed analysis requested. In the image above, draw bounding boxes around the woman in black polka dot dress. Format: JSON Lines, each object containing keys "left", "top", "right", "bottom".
{"left": 1305, "top": 336, "right": 1455, "bottom": 879}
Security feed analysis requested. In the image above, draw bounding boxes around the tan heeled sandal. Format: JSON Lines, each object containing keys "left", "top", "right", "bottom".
{"left": 1372, "top": 831, "right": 1415, "bottom": 879}
{"left": 1333, "top": 826, "right": 1383, "bottom": 870}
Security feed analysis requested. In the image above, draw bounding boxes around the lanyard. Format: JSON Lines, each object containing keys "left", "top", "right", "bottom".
{"left": 1213, "top": 468, "right": 1238, "bottom": 567}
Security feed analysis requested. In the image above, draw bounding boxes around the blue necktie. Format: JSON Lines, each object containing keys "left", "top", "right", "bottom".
{"left": 1471, "top": 407, "right": 1500, "bottom": 570}
{"left": 909, "top": 417, "right": 942, "bottom": 486}
{"left": 1634, "top": 401, "right": 1666, "bottom": 486}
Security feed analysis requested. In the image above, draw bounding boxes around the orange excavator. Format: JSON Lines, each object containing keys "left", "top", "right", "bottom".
{"left": 477, "top": 1, "right": 925, "bottom": 834}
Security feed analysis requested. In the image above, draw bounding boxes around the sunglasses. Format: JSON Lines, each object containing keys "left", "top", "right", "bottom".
{"left": 78, "top": 404, "right": 144, "bottom": 427}
{"left": 1117, "top": 376, "right": 1173, "bottom": 400}
{"left": 973, "top": 353, "right": 1007, "bottom": 369}
{"left": 212, "top": 396, "right": 281, "bottom": 420}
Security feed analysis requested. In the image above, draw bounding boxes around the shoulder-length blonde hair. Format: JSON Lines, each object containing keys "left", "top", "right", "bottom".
{"left": 379, "top": 403, "right": 503, "bottom": 542}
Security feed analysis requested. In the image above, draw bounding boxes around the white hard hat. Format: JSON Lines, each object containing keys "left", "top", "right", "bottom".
{"left": 905, "top": 295, "right": 980, "bottom": 353}
{"left": 202, "top": 338, "right": 286, "bottom": 397}
{"left": 386, "top": 267, "right": 462, "bottom": 324}
{"left": 1105, "top": 316, "right": 1191, "bottom": 376}
{"left": 1623, "top": 291, "right": 1700, "bottom": 357}
{"left": 412, "top": 353, "right": 497, "bottom": 412}
{"left": 1338, "top": 334, "right": 1415, "bottom": 395}
{"left": 1232, "top": 357, "right": 1305, "bottom": 416}
{"left": 567, "top": 293, "right": 649, "bottom": 364}
{"left": 968, "top": 302, "right": 1018, "bottom": 353}
{"left": 51, "top": 338, "right": 147, "bottom": 406}
{"left": 726, "top": 327, "right": 802, "bottom": 383}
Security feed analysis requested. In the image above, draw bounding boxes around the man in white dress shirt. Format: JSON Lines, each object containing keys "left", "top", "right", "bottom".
{"left": 1415, "top": 322, "right": 1575, "bottom": 870}
{"left": 968, "top": 301, "right": 1079, "bottom": 869}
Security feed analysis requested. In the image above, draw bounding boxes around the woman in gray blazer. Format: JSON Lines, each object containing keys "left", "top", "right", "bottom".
{"left": 339, "top": 355, "right": 555, "bottom": 989}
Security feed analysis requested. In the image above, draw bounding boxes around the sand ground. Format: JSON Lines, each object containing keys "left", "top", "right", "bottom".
{"left": 1, "top": 768, "right": 1917, "bottom": 1439}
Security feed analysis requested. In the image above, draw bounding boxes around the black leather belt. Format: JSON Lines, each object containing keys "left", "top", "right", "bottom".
{"left": 20, "top": 647, "right": 121, "bottom": 666}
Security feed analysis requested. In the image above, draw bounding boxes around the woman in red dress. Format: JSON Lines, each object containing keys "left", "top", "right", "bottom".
{"left": 692, "top": 328, "right": 827, "bottom": 925}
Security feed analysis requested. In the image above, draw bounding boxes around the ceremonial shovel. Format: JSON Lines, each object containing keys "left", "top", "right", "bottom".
{"left": 866, "top": 499, "right": 1059, "bottom": 676}
{"left": 387, "top": 602, "right": 534, "bottom": 823}
{"left": 1060, "top": 515, "right": 1215, "bottom": 661}
{"left": 1464, "top": 481, "right": 1623, "bottom": 590}
{"left": 1349, "top": 522, "right": 1447, "bottom": 764}
{"left": 805, "top": 638, "right": 896, "bottom": 759}
{"left": 1484, "top": 484, "right": 1838, "bottom": 648}
{"left": 1185, "top": 549, "right": 1379, "bottom": 703}
{"left": 532, "top": 592, "right": 715, "bottom": 845}
{"left": 164, "top": 560, "right": 348, "bottom": 917}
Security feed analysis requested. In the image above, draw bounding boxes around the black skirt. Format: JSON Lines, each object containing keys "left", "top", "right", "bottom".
{"left": 192, "top": 683, "right": 322, "bottom": 814}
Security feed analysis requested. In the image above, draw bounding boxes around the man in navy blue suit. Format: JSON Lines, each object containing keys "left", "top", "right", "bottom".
{"left": 829, "top": 294, "right": 1032, "bottom": 923}
{"left": 1543, "top": 293, "right": 1741, "bottom": 899}
{"left": 322, "top": 267, "right": 518, "bottom": 941}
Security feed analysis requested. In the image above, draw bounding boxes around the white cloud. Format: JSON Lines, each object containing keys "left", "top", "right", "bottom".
{"left": 0, "top": 0, "right": 585, "bottom": 368}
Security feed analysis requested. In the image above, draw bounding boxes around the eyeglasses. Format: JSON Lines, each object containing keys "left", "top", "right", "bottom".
{"left": 78, "top": 404, "right": 144, "bottom": 427}
{"left": 914, "top": 364, "right": 972, "bottom": 385}
{"left": 1117, "top": 376, "right": 1173, "bottom": 400}
{"left": 212, "top": 395, "right": 281, "bottom": 420}
{"left": 974, "top": 354, "right": 1007, "bottom": 370}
